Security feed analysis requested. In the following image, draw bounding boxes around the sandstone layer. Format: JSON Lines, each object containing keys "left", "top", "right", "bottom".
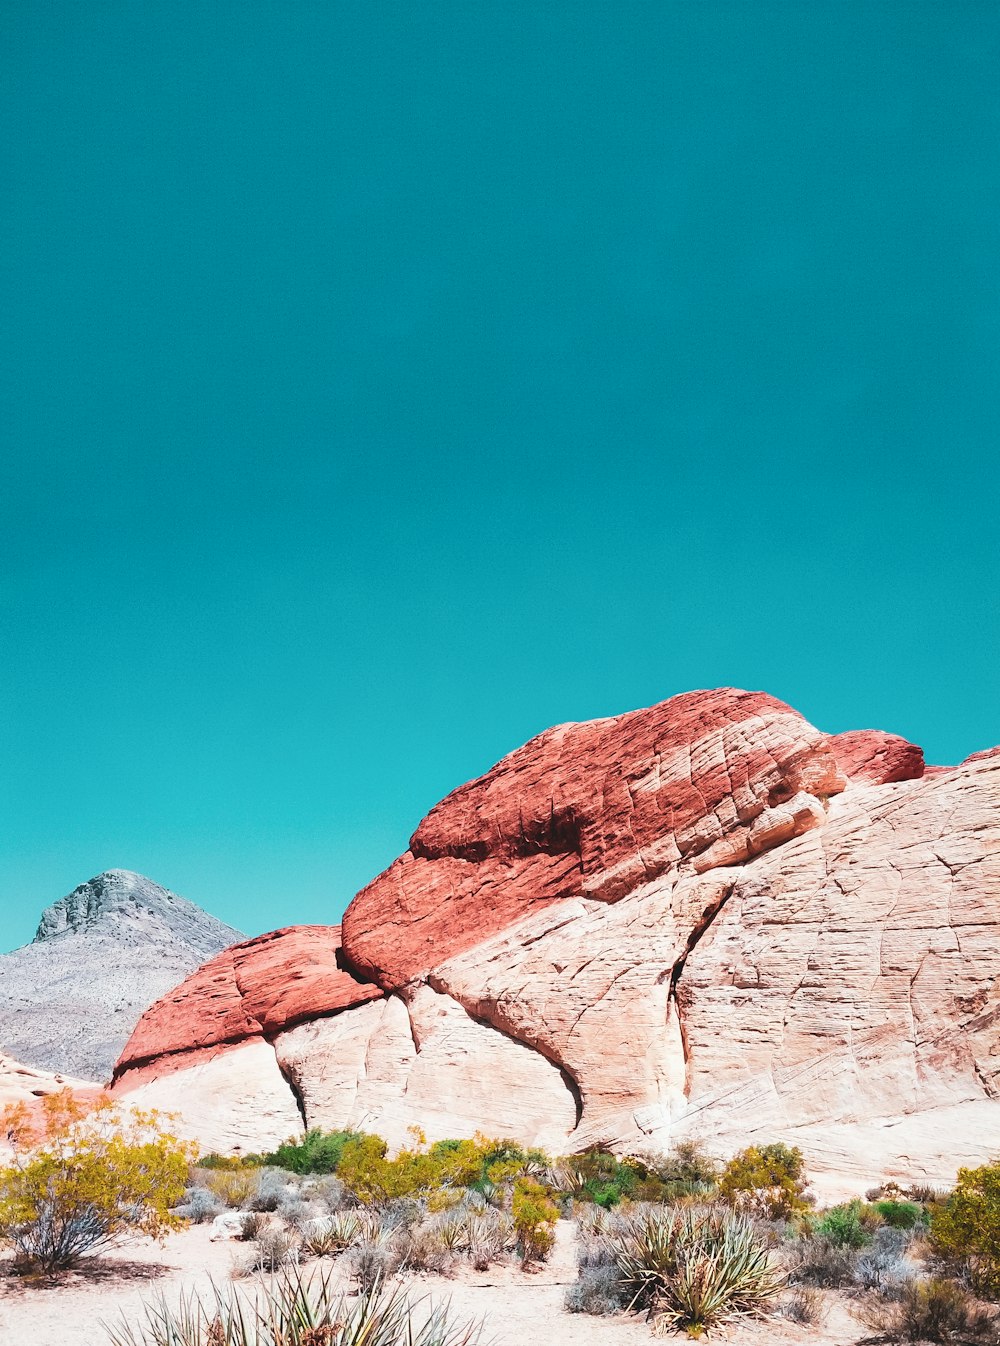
{"left": 112, "top": 690, "right": 1000, "bottom": 1189}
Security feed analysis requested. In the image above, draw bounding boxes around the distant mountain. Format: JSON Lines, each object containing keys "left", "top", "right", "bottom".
{"left": 0, "top": 870, "right": 243, "bottom": 1081}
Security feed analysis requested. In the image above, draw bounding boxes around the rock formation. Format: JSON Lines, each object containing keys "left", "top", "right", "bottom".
{"left": 111, "top": 690, "right": 1000, "bottom": 1190}
{"left": 0, "top": 870, "right": 243, "bottom": 1080}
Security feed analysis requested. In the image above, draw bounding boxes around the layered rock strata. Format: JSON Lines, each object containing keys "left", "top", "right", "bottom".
{"left": 112, "top": 689, "right": 1000, "bottom": 1189}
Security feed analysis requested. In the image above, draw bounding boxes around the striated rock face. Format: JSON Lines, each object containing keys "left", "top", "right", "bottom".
{"left": 344, "top": 689, "right": 846, "bottom": 988}
{"left": 114, "top": 925, "right": 382, "bottom": 1076}
{"left": 828, "top": 730, "right": 925, "bottom": 784}
{"left": 0, "top": 871, "right": 243, "bottom": 1081}
{"left": 112, "top": 690, "right": 1000, "bottom": 1190}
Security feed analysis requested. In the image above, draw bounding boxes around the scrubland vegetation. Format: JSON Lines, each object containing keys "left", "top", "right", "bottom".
{"left": 3, "top": 1092, "right": 1000, "bottom": 1342}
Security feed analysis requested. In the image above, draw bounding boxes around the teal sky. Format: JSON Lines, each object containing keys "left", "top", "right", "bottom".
{"left": 2, "top": 2, "right": 998, "bottom": 953}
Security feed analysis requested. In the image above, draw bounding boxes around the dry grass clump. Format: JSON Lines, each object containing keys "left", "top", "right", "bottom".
{"left": 233, "top": 1225, "right": 300, "bottom": 1277}
{"left": 859, "top": 1276, "right": 1000, "bottom": 1344}
{"left": 777, "top": 1285, "right": 826, "bottom": 1326}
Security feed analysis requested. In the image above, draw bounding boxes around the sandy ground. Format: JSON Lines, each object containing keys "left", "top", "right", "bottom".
{"left": 0, "top": 1221, "right": 870, "bottom": 1346}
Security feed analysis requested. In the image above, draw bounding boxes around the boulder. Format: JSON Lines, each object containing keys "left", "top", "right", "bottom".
{"left": 111, "top": 688, "right": 1000, "bottom": 1192}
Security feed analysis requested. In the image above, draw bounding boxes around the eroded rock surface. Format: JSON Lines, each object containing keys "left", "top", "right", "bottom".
{"left": 344, "top": 689, "right": 845, "bottom": 988}
{"left": 112, "top": 689, "right": 1000, "bottom": 1189}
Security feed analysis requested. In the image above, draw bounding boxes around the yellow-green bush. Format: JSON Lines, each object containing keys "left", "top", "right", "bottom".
{"left": 512, "top": 1178, "right": 559, "bottom": 1263}
{"left": 336, "top": 1131, "right": 545, "bottom": 1206}
{"left": 0, "top": 1090, "right": 194, "bottom": 1273}
{"left": 200, "top": 1164, "right": 260, "bottom": 1208}
{"left": 932, "top": 1162, "right": 1000, "bottom": 1295}
{"left": 717, "top": 1143, "right": 812, "bottom": 1220}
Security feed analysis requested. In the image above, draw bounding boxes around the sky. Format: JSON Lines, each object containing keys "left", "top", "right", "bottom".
{"left": 1, "top": 1, "right": 998, "bottom": 953}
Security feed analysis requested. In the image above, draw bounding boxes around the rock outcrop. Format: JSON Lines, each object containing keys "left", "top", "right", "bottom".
{"left": 111, "top": 690, "right": 1000, "bottom": 1191}
{"left": 0, "top": 870, "right": 243, "bottom": 1080}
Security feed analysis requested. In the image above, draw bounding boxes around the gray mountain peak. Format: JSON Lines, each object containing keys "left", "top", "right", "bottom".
{"left": 1, "top": 871, "right": 244, "bottom": 1081}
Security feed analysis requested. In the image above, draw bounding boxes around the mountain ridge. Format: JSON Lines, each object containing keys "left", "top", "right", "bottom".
{"left": 0, "top": 870, "right": 243, "bottom": 1082}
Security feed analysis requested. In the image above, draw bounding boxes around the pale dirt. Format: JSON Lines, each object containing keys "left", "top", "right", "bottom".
{"left": 0, "top": 1221, "right": 870, "bottom": 1346}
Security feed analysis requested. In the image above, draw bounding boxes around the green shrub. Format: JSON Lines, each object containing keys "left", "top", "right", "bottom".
{"left": 932, "top": 1162, "right": 1000, "bottom": 1295}
{"left": 717, "top": 1143, "right": 812, "bottom": 1220}
{"left": 816, "top": 1200, "right": 871, "bottom": 1248}
{"left": 262, "top": 1128, "right": 364, "bottom": 1175}
{"left": 874, "top": 1199, "right": 923, "bottom": 1230}
{"left": 558, "top": 1143, "right": 717, "bottom": 1208}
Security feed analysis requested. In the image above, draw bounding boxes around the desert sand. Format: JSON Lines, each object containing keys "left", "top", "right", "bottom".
{"left": 0, "top": 1220, "right": 867, "bottom": 1346}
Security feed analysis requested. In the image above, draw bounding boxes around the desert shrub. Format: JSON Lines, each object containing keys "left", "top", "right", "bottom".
{"left": 275, "top": 1194, "right": 318, "bottom": 1230}
{"left": 262, "top": 1129, "right": 364, "bottom": 1175}
{"left": 337, "top": 1135, "right": 438, "bottom": 1206}
{"left": 105, "top": 1266, "right": 484, "bottom": 1346}
{"left": 932, "top": 1163, "right": 1000, "bottom": 1295}
{"left": 566, "top": 1262, "right": 624, "bottom": 1315}
{"left": 876, "top": 1199, "right": 924, "bottom": 1230}
{"left": 555, "top": 1142, "right": 717, "bottom": 1208}
{"left": 778, "top": 1285, "right": 826, "bottom": 1325}
{"left": 202, "top": 1165, "right": 259, "bottom": 1209}
{"left": 175, "top": 1186, "right": 224, "bottom": 1224}
{"left": 608, "top": 1207, "right": 784, "bottom": 1334}
{"left": 239, "top": 1211, "right": 268, "bottom": 1241}
{"left": 349, "top": 1236, "right": 406, "bottom": 1291}
{"left": 403, "top": 1218, "right": 457, "bottom": 1275}
{"left": 247, "top": 1167, "right": 293, "bottom": 1212}
{"left": 0, "top": 1090, "right": 193, "bottom": 1274}
{"left": 195, "top": 1152, "right": 263, "bottom": 1170}
{"left": 854, "top": 1225, "right": 916, "bottom": 1291}
{"left": 816, "top": 1199, "right": 872, "bottom": 1248}
{"left": 717, "top": 1143, "right": 812, "bottom": 1220}
{"left": 785, "top": 1235, "right": 858, "bottom": 1288}
{"left": 908, "top": 1182, "right": 949, "bottom": 1205}
{"left": 303, "top": 1174, "right": 349, "bottom": 1212}
{"left": 860, "top": 1277, "right": 1000, "bottom": 1344}
{"left": 235, "top": 1226, "right": 299, "bottom": 1276}
{"left": 512, "top": 1178, "right": 559, "bottom": 1264}
{"left": 467, "top": 1209, "right": 515, "bottom": 1269}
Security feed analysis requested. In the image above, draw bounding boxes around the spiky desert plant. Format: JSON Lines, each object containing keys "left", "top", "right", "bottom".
{"left": 105, "top": 1267, "right": 484, "bottom": 1346}
{"left": 610, "top": 1207, "right": 784, "bottom": 1336}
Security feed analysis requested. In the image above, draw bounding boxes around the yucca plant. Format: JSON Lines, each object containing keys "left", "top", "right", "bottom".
{"left": 301, "top": 1211, "right": 365, "bottom": 1256}
{"left": 104, "top": 1268, "right": 485, "bottom": 1346}
{"left": 610, "top": 1208, "right": 784, "bottom": 1337}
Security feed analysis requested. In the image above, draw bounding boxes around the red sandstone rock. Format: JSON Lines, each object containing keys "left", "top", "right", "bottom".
{"left": 342, "top": 688, "right": 845, "bottom": 987}
{"left": 963, "top": 745, "right": 1000, "bottom": 766}
{"left": 828, "top": 730, "right": 925, "bottom": 783}
{"left": 111, "top": 689, "right": 1000, "bottom": 1192}
{"left": 114, "top": 925, "right": 380, "bottom": 1077}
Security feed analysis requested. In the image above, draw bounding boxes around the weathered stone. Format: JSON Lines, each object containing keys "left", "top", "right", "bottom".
{"left": 114, "top": 925, "right": 381, "bottom": 1077}
{"left": 343, "top": 689, "right": 845, "bottom": 988}
{"left": 110, "top": 690, "right": 1000, "bottom": 1193}
{"left": 828, "top": 730, "right": 926, "bottom": 784}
